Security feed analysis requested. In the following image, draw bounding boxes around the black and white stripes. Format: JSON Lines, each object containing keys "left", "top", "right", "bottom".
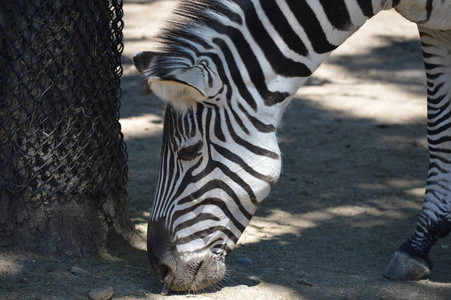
{"left": 134, "top": 0, "right": 451, "bottom": 291}
{"left": 401, "top": 26, "right": 451, "bottom": 256}
{"left": 152, "top": 99, "right": 280, "bottom": 256}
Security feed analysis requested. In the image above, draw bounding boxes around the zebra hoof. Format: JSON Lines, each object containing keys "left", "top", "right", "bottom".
{"left": 383, "top": 250, "right": 431, "bottom": 281}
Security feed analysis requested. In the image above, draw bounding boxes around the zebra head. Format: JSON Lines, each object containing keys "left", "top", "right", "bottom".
{"left": 134, "top": 51, "right": 283, "bottom": 291}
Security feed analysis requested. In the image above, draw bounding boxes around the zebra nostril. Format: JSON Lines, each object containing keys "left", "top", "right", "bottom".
{"left": 158, "top": 263, "right": 172, "bottom": 281}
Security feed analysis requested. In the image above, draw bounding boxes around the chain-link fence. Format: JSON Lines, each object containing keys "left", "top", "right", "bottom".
{"left": 0, "top": 0, "right": 127, "bottom": 196}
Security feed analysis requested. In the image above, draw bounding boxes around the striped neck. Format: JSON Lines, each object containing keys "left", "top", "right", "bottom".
{"left": 150, "top": 0, "right": 398, "bottom": 125}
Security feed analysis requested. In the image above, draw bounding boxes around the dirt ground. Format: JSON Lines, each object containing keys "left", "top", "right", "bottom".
{"left": 1, "top": 0, "right": 451, "bottom": 299}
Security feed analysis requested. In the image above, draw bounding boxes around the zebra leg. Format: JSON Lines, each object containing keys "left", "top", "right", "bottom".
{"left": 384, "top": 26, "right": 451, "bottom": 281}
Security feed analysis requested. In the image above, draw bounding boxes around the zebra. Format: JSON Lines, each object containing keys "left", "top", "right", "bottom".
{"left": 133, "top": 0, "right": 451, "bottom": 293}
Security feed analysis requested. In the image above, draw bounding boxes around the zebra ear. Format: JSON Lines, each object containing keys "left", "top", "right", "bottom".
{"left": 148, "top": 68, "right": 208, "bottom": 106}
{"left": 133, "top": 51, "right": 207, "bottom": 106}
{"left": 133, "top": 51, "right": 157, "bottom": 76}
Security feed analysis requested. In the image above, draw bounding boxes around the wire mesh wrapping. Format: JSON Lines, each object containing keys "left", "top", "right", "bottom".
{"left": 0, "top": 0, "right": 127, "bottom": 196}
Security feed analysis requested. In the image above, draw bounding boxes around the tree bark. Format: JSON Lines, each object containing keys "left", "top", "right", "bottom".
{"left": 0, "top": 0, "right": 139, "bottom": 256}
{"left": 0, "top": 188, "right": 138, "bottom": 257}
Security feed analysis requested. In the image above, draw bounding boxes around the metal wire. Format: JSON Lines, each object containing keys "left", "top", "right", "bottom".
{"left": 0, "top": 0, "right": 127, "bottom": 196}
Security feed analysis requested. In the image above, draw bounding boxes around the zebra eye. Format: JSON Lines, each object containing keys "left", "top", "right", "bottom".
{"left": 177, "top": 141, "right": 203, "bottom": 161}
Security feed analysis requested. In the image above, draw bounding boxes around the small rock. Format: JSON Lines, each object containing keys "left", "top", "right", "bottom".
{"left": 88, "top": 286, "right": 114, "bottom": 300}
{"left": 441, "top": 245, "right": 449, "bottom": 249}
{"left": 237, "top": 258, "right": 253, "bottom": 267}
{"left": 235, "top": 284, "right": 251, "bottom": 291}
{"left": 70, "top": 266, "right": 91, "bottom": 276}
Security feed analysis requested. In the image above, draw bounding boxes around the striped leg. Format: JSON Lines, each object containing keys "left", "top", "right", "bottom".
{"left": 384, "top": 26, "right": 451, "bottom": 281}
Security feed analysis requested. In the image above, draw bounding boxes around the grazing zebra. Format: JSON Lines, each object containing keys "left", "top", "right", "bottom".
{"left": 133, "top": 0, "right": 451, "bottom": 293}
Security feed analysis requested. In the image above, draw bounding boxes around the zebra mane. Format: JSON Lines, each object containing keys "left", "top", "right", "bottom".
{"left": 150, "top": 0, "right": 241, "bottom": 76}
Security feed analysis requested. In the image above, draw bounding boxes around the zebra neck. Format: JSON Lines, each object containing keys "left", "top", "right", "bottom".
{"left": 255, "top": 0, "right": 399, "bottom": 77}
{"left": 235, "top": 0, "right": 398, "bottom": 122}
{"left": 153, "top": 0, "right": 401, "bottom": 122}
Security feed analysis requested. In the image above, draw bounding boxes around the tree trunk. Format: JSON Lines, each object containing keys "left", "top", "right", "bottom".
{"left": 0, "top": 0, "right": 139, "bottom": 256}
{"left": 0, "top": 188, "right": 138, "bottom": 257}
